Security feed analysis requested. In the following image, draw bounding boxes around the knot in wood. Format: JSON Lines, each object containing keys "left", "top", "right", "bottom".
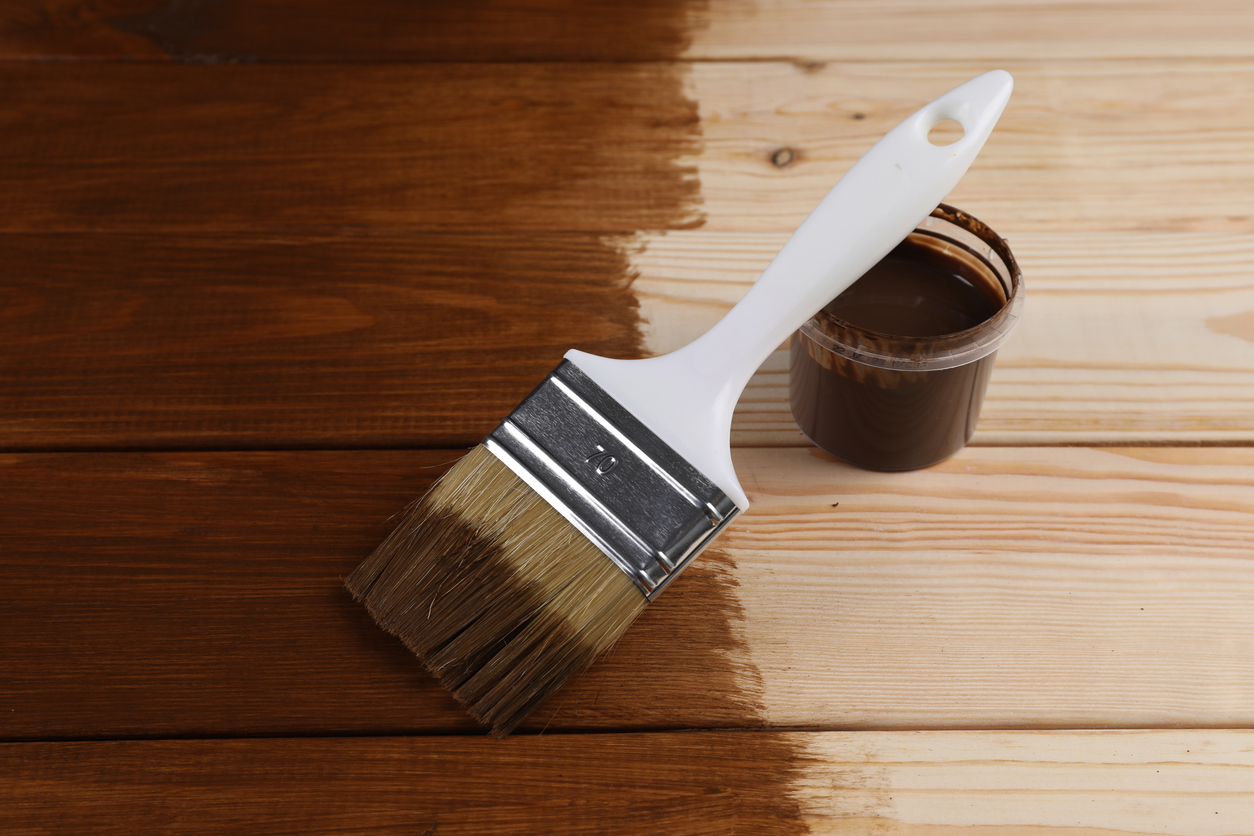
{"left": 770, "top": 147, "right": 797, "bottom": 168}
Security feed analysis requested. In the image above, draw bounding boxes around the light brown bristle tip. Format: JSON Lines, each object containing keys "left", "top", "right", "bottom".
{"left": 345, "top": 445, "right": 648, "bottom": 737}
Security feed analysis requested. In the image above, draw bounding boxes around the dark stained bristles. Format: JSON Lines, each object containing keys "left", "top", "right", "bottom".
{"left": 345, "top": 445, "right": 648, "bottom": 737}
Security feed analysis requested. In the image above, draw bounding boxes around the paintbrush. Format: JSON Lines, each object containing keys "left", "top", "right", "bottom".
{"left": 346, "top": 71, "right": 1013, "bottom": 736}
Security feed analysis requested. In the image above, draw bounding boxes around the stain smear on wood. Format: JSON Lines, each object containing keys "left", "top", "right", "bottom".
{"left": 528, "top": 548, "right": 811, "bottom": 832}
{"left": 2, "top": 734, "right": 810, "bottom": 834}
{"left": 0, "top": 0, "right": 710, "bottom": 61}
{"left": 0, "top": 450, "right": 482, "bottom": 739}
{"left": 1, "top": 1, "right": 812, "bottom": 829}
{"left": 0, "top": 62, "right": 703, "bottom": 233}
{"left": 112, "top": 0, "right": 235, "bottom": 62}
{"left": 0, "top": 233, "right": 647, "bottom": 450}
{"left": 0, "top": 47, "right": 703, "bottom": 447}
{"left": 2, "top": 452, "right": 811, "bottom": 830}
{"left": 529, "top": 550, "right": 767, "bottom": 730}
{"left": 1207, "top": 309, "right": 1254, "bottom": 344}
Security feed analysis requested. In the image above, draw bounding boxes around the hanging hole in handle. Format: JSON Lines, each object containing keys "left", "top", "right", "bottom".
{"left": 927, "top": 119, "right": 965, "bottom": 146}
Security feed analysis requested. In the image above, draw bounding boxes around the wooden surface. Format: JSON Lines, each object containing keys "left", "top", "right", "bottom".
{"left": 4, "top": 731, "right": 1252, "bottom": 835}
{"left": 5, "top": 446, "right": 1254, "bottom": 740}
{"left": 0, "top": 233, "right": 646, "bottom": 449}
{"left": 3, "top": 1, "right": 1254, "bottom": 833}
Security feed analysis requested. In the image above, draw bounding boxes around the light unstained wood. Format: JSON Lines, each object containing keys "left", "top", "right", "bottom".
{"left": 793, "top": 729, "right": 1254, "bottom": 835}
{"left": 632, "top": 229, "right": 1254, "bottom": 446}
{"left": 692, "top": 0, "right": 1254, "bottom": 62}
{"left": 3, "top": 0, "right": 1252, "bottom": 63}
{"left": 726, "top": 446, "right": 1254, "bottom": 729}
{"left": 2, "top": 447, "right": 1252, "bottom": 738}
{"left": 3, "top": 61, "right": 1254, "bottom": 234}
{"left": 1, "top": 731, "right": 1252, "bottom": 835}
{"left": 688, "top": 59, "right": 1254, "bottom": 233}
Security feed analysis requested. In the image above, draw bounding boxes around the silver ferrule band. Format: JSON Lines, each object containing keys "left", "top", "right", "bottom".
{"left": 485, "top": 360, "right": 740, "bottom": 600}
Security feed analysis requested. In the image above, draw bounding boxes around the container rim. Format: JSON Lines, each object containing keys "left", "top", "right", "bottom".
{"left": 799, "top": 203, "right": 1023, "bottom": 372}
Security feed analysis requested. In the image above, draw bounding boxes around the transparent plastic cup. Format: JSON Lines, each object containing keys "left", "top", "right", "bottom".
{"left": 789, "top": 204, "right": 1023, "bottom": 471}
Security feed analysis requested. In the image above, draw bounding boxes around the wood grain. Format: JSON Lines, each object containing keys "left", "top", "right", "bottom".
{"left": 0, "top": 451, "right": 766, "bottom": 738}
{"left": 4, "top": 447, "right": 1252, "bottom": 739}
{"left": 728, "top": 446, "right": 1254, "bottom": 729}
{"left": 0, "top": 62, "right": 702, "bottom": 233}
{"left": 694, "top": 0, "right": 1254, "bottom": 62}
{"left": 633, "top": 230, "right": 1254, "bottom": 446}
{"left": 3, "top": 1, "right": 1252, "bottom": 62}
{"left": 10, "top": 226, "right": 1247, "bottom": 452}
{"left": 689, "top": 59, "right": 1254, "bottom": 232}
{"left": 5, "top": 2, "right": 1254, "bottom": 832}
{"left": 0, "top": 59, "right": 1248, "bottom": 454}
{"left": 2, "top": 731, "right": 1251, "bottom": 835}
{"left": 0, "top": 233, "right": 646, "bottom": 451}
{"left": 0, "top": 450, "right": 480, "bottom": 738}
{"left": 793, "top": 730, "right": 1254, "bottom": 835}
{"left": 0, "top": 0, "right": 709, "bottom": 61}
{"left": 6, "top": 60, "right": 1254, "bottom": 235}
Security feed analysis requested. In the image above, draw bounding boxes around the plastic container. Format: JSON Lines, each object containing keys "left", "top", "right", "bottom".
{"left": 789, "top": 203, "right": 1023, "bottom": 470}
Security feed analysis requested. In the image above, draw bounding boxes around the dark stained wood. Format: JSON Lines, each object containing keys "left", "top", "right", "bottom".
{"left": 0, "top": 62, "right": 702, "bottom": 234}
{"left": 0, "top": 0, "right": 795, "bottom": 831}
{"left": 0, "top": 733, "right": 807, "bottom": 835}
{"left": 0, "top": 233, "right": 646, "bottom": 450}
{"left": 11, "top": 0, "right": 1254, "bottom": 65}
{"left": 0, "top": 451, "right": 766, "bottom": 739}
{"left": 0, "top": 0, "right": 707, "bottom": 62}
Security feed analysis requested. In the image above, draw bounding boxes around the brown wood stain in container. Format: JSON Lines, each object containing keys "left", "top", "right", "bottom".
{"left": 790, "top": 204, "right": 1023, "bottom": 471}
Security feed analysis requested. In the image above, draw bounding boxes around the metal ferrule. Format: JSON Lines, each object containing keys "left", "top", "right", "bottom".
{"left": 484, "top": 360, "right": 740, "bottom": 601}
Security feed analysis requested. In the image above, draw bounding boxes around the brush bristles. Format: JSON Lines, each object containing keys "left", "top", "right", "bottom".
{"left": 345, "top": 444, "right": 648, "bottom": 737}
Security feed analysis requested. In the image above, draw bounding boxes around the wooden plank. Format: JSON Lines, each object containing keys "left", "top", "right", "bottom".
{"left": 3, "top": 1, "right": 1252, "bottom": 63}
{"left": 0, "top": 233, "right": 644, "bottom": 451}
{"left": 0, "top": 450, "right": 765, "bottom": 738}
{"left": 0, "top": 0, "right": 708, "bottom": 61}
{"left": 8, "top": 228, "right": 1254, "bottom": 451}
{"left": 5, "top": 61, "right": 1254, "bottom": 235}
{"left": 633, "top": 230, "right": 1254, "bottom": 446}
{"left": 793, "top": 730, "right": 1254, "bottom": 835}
{"left": 728, "top": 446, "right": 1254, "bottom": 729}
{"left": 4, "top": 447, "right": 1253, "bottom": 738}
{"left": 0, "top": 450, "right": 477, "bottom": 738}
{"left": 0, "top": 62, "right": 702, "bottom": 234}
{"left": 693, "top": 0, "right": 1254, "bottom": 62}
{"left": 688, "top": 60, "right": 1254, "bottom": 232}
{"left": 2, "top": 731, "right": 1252, "bottom": 835}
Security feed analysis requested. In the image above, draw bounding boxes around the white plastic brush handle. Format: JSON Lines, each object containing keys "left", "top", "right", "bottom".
{"left": 568, "top": 70, "right": 1013, "bottom": 510}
